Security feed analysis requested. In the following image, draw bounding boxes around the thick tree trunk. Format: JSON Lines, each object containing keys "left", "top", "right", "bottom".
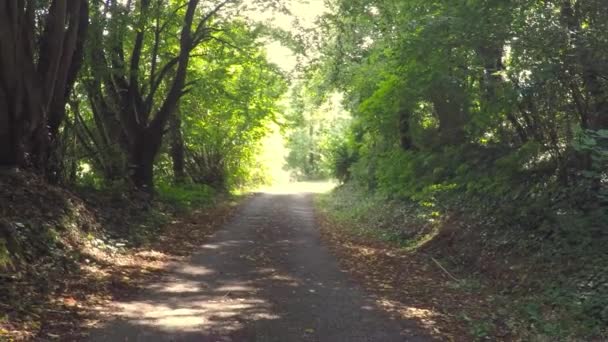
{"left": 0, "top": 99, "right": 20, "bottom": 167}
{"left": 131, "top": 154, "right": 155, "bottom": 191}
{"left": 0, "top": 132, "right": 20, "bottom": 168}
{"left": 129, "top": 132, "right": 161, "bottom": 191}
{"left": 170, "top": 107, "right": 186, "bottom": 183}
{"left": 0, "top": 1, "right": 87, "bottom": 175}
{"left": 428, "top": 78, "right": 468, "bottom": 146}
{"left": 431, "top": 95, "right": 468, "bottom": 146}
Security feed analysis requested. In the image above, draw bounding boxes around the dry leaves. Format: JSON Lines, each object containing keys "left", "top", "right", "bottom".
{"left": 316, "top": 213, "right": 498, "bottom": 341}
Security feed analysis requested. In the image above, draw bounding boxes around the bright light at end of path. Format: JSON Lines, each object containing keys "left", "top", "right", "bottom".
{"left": 258, "top": 181, "right": 337, "bottom": 194}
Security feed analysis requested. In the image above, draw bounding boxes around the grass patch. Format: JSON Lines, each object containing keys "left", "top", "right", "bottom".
{"left": 315, "top": 183, "right": 438, "bottom": 248}
{"left": 157, "top": 183, "right": 216, "bottom": 211}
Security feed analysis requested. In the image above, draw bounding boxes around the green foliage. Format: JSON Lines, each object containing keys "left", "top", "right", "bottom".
{"left": 157, "top": 183, "right": 216, "bottom": 210}
{"left": 574, "top": 128, "right": 608, "bottom": 191}
{"left": 319, "top": 176, "right": 608, "bottom": 339}
{"left": 329, "top": 141, "right": 355, "bottom": 183}
{"left": 174, "top": 22, "right": 287, "bottom": 190}
{"left": 316, "top": 183, "right": 438, "bottom": 245}
{"left": 68, "top": 12, "right": 288, "bottom": 192}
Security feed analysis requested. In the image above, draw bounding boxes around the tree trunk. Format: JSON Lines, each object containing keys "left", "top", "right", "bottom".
{"left": 308, "top": 124, "right": 316, "bottom": 176}
{"left": 431, "top": 92, "right": 468, "bottom": 146}
{"left": 115, "top": 0, "right": 201, "bottom": 191}
{"left": 170, "top": 107, "right": 186, "bottom": 184}
{"left": 427, "top": 75, "right": 469, "bottom": 146}
{"left": 131, "top": 154, "right": 155, "bottom": 191}
{"left": 398, "top": 109, "right": 413, "bottom": 150}
{"left": 0, "top": 1, "right": 87, "bottom": 175}
{"left": 0, "top": 132, "right": 20, "bottom": 168}
{"left": 129, "top": 131, "right": 162, "bottom": 191}
{"left": 0, "top": 98, "right": 20, "bottom": 168}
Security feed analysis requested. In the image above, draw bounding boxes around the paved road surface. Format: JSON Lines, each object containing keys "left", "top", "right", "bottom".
{"left": 89, "top": 192, "right": 431, "bottom": 341}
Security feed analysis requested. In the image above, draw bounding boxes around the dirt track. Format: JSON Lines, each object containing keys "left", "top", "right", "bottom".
{"left": 89, "top": 192, "right": 431, "bottom": 341}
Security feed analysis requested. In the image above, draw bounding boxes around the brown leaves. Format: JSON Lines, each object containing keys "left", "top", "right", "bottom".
{"left": 62, "top": 297, "right": 78, "bottom": 307}
{"left": 0, "top": 178, "right": 243, "bottom": 340}
{"left": 316, "top": 212, "right": 495, "bottom": 341}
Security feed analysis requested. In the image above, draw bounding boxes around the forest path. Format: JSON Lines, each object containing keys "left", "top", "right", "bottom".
{"left": 89, "top": 191, "right": 430, "bottom": 341}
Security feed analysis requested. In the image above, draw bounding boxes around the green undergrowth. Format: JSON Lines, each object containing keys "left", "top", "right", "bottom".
{"left": 0, "top": 170, "right": 243, "bottom": 339}
{"left": 157, "top": 182, "right": 217, "bottom": 212}
{"left": 1, "top": 174, "right": 234, "bottom": 273}
{"left": 316, "top": 183, "right": 439, "bottom": 247}
{"left": 316, "top": 183, "right": 608, "bottom": 341}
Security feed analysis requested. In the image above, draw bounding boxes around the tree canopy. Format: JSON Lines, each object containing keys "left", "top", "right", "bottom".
{"left": 305, "top": 0, "right": 608, "bottom": 196}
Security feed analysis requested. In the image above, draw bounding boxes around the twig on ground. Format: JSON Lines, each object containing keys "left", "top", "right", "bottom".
{"left": 431, "top": 257, "right": 461, "bottom": 283}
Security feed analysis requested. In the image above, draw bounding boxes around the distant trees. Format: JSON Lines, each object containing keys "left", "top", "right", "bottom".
{"left": 283, "top": 82, "right": 350, "bottom": 181}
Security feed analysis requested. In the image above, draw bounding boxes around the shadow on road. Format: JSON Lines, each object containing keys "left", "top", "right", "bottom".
{"left": 89, "top": 192, "right": 430, "bottom": 341}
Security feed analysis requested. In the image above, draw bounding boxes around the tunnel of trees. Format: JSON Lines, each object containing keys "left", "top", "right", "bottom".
{"left": 0, "top": 0, "right": 607, "bottom": 339}
{"left": 8, "top": 1, "right": 606, "bottom": 195}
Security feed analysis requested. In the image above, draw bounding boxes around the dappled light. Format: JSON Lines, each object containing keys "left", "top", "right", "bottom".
{"left": 108, "top": 269, "right": 278, "bottom": 333}
{"left": 1, "top": 0, "right": 606, "bottom": 340}
{"left": 91, "top": 233, "right": 283, "bottom": 338}
{"left": 378, "top": 300, "right": 441, "bottom": 333}
{"left": 88, "top": 193, "right": 430, "bottom": 341}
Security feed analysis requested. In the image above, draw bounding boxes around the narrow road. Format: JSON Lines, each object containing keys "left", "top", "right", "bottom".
{"left": 90, "top": 192, "right": 430, "bottom": 341}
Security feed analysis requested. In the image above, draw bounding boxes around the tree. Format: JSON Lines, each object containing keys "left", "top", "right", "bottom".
{"left": 283, "top": 80, "right": 350, "bottom": 180}
{"left": 177, "top": 24, "right": 287, "bottom": 189}
{"left": 84, "top": 0, "right": 235, "bottom": 190}
{"left": 311, "top": 0, "right": 607, "bottom": 196}
{"left": 0, "top": 1, "right": 88, "bottom": 176}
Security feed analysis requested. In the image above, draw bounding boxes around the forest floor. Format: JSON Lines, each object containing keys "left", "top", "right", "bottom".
{"left": 0, "top": 171, "right": 241, "bottom": 340}
{"left": 0, "top": 201, "right": 240, "bottom": 341}
{"left": 316, "top": 214, "right": 498, "bottom": 341}
{"left": 315, "top": 184, "right": 608, "bottom": 341}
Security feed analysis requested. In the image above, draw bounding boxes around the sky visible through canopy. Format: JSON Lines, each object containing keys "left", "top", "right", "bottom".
{"left": 259, "top": 0, "right": 327, "bottom": 73}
